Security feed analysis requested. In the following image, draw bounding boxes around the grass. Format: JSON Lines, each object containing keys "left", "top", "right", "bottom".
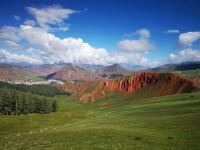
{"left": 0, "top": 91, "right": 200, "bottom": 149}
{"left": 173, "top": 69, "right": 200, "bottom": 78}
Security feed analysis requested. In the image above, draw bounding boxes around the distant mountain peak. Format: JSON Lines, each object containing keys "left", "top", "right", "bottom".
{"left": 46, "top": 65, "right": 100, "bottom": 81}
{"left": 95, "top": 64, "right": 132, "bottom": 77}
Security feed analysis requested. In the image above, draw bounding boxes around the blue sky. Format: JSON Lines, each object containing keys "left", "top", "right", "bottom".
{"left": 0, "top": 0, "right": 200, "bottom": 67}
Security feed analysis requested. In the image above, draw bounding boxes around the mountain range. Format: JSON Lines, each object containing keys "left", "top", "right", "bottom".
{"left": 151, "top": 61, "right": 200, "bottom": 72}
{"left": 0, "top": 61, "right": 200, "bottom": 82}
{"left": 0, "top": 63, "right": 131, "bottom": 81}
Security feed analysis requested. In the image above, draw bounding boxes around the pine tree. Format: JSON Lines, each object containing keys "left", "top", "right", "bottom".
{"left": 0, "top": 83, "right": 59, "bottom": 115}
{"left": 20, "top": 94, "right": 29, "bottom": 115}
{"left": 34, "top": 97, "right": 41, "bottom": 113}
{"left": 52, "top": 100, "right": 57, "bottom": 112}
{"left": 1, "top": 89, "right": 12, "bottom": 115}
{"left": 0, "top": 93, "right": 2, "bottom": 113}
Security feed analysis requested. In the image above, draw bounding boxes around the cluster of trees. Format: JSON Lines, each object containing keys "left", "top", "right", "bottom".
{"left": 0, "top": 81, "right": 69, "bottom": 97}
{"left": 0, "top": 87, "right": 57, "bottom": 115}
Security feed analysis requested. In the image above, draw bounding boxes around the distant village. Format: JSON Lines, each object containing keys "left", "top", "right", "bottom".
{"left": 0, "top": 79, "right": 64, "bottom": 85}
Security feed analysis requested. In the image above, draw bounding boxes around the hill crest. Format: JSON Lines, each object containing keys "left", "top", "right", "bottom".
{"left": 64, "top": 72, "right": 197, "bottom": 103}
{"left": 95, "top": 64, "right": 131, "bottom": 77}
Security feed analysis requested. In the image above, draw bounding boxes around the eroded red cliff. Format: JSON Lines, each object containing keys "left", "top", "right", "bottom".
{"left": 104, "top": 72, "right": 193, "bottom": 93}
{"left": 65, "top": 72, "right": 197, "bottom": 103}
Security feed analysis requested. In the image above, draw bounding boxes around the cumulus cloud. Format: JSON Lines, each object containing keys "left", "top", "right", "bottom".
{"left": 118, "top": 39, "right": 152, "bottom": 52}
{"left": 0, "top": 26, "right": 23, "bottom": 50}
{"left": 118, "top": 28, "right": 153, "bottom": 52}
{"left": 169, "top": 48, "right": 200, "bottom": 63}
{"left": 24, "top": 19, "right": 36, "bottom": 26}
{"left": 0, "top": 24, "right": 149, "bottom": 66}
{"left": 0, "top": 49, "right": 42, "bottom": 64}
{"left": 26, "top": 5, "right": 77, "bottom": 31}
{"left": 179, "top": 31, "right": 200, "bottom": 46}
{"left": 0, "top": 5, "right": 151, "bottom": 66}
{"left": 165, "top": 29, "right": 180, "bottom": 34}
{"left": 0, "top": 26, "right": 21, "bottom": 42}
{"left": 4, "top": 40, "right": 23, "bottom": 50}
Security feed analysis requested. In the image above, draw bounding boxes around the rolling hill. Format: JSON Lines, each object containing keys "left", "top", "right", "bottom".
{"left": 0, "top": 66, "right": 200, "bottom": 150}
{"left": 63, "top": 72, "right": 197, "bottom": 103}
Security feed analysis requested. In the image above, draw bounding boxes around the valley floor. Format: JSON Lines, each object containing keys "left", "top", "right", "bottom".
{"left": 0, "top": 92, "right": 200, "bottom": 150}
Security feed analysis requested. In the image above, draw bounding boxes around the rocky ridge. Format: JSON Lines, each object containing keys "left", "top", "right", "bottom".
{"left": 72, "top": 72, "right": 197, "bottom": 103}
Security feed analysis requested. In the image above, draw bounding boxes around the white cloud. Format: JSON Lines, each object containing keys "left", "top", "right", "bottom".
{"left": 169, "top": 48, "right": 200, "bottom": 63}
{"left": 179, "top": 31, "right": 200, "bottom": 46}
{"left": 165, "top": 29, "right": 180, "bottom": 34}
{"left": 57, "top": 27, "right": 69, "bottom": 32}
{"left": 26, "top": 5, "right": 77, "bottom": 31}
{"left": 118, "top": 28, "right": 153, "bottom": 52}
{"left": 24, "top": 19, "right": 36, "bottom": 26}
{"left": 14, "top": 15, "right": 21, "bottom": 21}
{"left": 4, "top": 40, "right": 23, "bottom": 50}
{"left": 0, "top": 25, "right": 149, "bottom": 66}
{"left": 0, "top": 26, "right": 21, "bottom": 42}
{"left": 118, "top": 39, "right": 152, "bottom": 52}
{"left": 136, "top": 28, "right": 150, "bottom": 39}
{"left": 0, "top": 5, "right": 151, "bottom": 67}
{"left": 0, "top": 49, "right": 42, "bottom": 64}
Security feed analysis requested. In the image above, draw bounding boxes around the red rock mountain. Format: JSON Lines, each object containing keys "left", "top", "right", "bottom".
{"left": 192, "top": 77, "right": 200, "bottom": 84}
{"left": 65, "top": 72, "right": 197, "bottom": 103}
{"left": 46, "top": 65, "right": 100, "bottom": 81}
{"left": 26, "top": 64, "right": 63, "bottom": 76}
{"left": 104, "top": 72, "right": 193, "bottom": 93}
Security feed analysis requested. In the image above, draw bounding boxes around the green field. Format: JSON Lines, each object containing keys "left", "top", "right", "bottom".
{"left": 0, "top": 91, "right": 200, "bottom": 150}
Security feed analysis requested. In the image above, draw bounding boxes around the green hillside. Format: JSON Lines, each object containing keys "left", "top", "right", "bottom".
{"left": 0, "top": 90, "right": 200, "bottom": 149}
{"left": 173, "top": 69, "right": 200, "bottom": 78}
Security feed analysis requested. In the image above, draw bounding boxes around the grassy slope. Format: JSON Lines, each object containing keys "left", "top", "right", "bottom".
{"left": 0, "top": 91, "right": 200, "bottom": 150}
{"left": 173, "top": 69, "right": 200, "bottom": 78}
{"left": 173, "top": 69, "right": 200, "bottom": 87}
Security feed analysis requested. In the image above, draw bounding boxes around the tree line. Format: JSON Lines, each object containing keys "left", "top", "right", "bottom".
{"left": 0, "top": 81, "right": 70, "bottom": 97}
{"left": 0, "top": 87, "right": 57, "bottom": 115}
